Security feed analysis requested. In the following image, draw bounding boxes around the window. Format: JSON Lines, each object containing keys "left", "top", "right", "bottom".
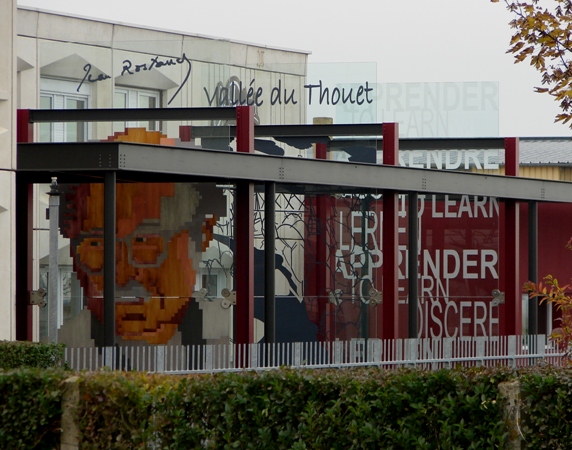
{"left": 40, "top": 78, "right": 90, "bottom": 142}
{"left": 114, "top": 87, "right": 160, "bottom": 133}
{"left": 201, "top": 272, "right": 219, "bottom": 297}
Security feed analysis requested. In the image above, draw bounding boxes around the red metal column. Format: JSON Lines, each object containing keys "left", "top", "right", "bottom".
{"left": 235, "top": 106, "right": 255, "bottom": 344}
{"left": 381, "top": 123, "right": 400, "bottom": 339}
{"left": 17, "top": 109, "right": 33, "bottom": 144}
{"left": 179, "top": 125, "right": 192, "bottom": 142}
{"left": 15, "top": 110, "right": 34, "bottom": 340}
{"left": 500, "top": 137, "right": 521, "bottom": 335}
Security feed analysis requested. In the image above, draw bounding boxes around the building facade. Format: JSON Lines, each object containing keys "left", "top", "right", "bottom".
{"left": 2, "top": 3, "right": 309, "bottom": 343}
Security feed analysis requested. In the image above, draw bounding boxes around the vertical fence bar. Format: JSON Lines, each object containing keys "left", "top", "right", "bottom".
{"left": 62, "top": 334, "right": 559, "bottom": 374}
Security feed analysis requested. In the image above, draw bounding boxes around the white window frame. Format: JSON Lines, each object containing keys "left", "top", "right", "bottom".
{"left": 198, "top": 268, "right": 226, "bottom": 299}
{"left": 114, "top": 87, "right": 161, "bottom": 132}
{"left": 40, "top": 78, "right": 91, "bottom": 142}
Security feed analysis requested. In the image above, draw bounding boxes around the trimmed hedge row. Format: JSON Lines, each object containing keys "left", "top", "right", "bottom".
{"left": 0, "top": 368, "right": 68, "bottom": 449}
{"left": 2, "top": 365, "right": 572, "bottom": 449}
{"left": 0, "top": 340, "right": 66, "bottom": 369}
{"left": 78, "top": 367, "right": 512, "bottom": 449}
{"left": 519, "top": 365, "right": 572, "bottom": 448}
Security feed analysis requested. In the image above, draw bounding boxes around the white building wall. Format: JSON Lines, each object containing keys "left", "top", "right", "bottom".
{"left": 0, "top": 0, "right": 16, "bottom": 340}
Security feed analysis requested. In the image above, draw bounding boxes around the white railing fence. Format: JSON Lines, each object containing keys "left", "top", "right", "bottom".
{"left": 64, "top": 335, "right": 566, "bottom": 373}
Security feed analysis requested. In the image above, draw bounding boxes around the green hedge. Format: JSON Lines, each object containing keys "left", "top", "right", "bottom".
{"left": 519, "top": 366, "right": 572, "bottom": 448}
{"left": 0, "top": 368, "right": 68, "bottom": 449}
{"left": 3, "top": 365, "right": 572, "bottom": 449}
{"left": 0, "top": 340, "right": 66, "bottom": 369}
{"left": 78, "top": 372, "right": 173, "bottom": 448}
{"left": 78, "top": 367, "right": 512, "bottom": 449}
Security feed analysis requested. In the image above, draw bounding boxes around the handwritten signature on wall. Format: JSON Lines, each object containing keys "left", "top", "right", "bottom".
{"left": 77, "top": 53, "right": 192, "bottom": 105}
{"left": 77, "top": 52, "right": 374, "bottom": 110}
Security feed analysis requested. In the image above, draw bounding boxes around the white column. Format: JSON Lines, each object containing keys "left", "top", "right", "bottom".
{"left": 48, "top": 178, "right": 60, "bottom": 343}
{"left": 0, "top": 0, "right": 16, "bottom": 340}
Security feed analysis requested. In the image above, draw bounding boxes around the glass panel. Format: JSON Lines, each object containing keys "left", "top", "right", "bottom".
{"left": 305, "top": 62, "right": 377, "bottom": 125}
{"left": 47, "top": 181, "right": 232, "bottom": 347}
{"left": 65, "top": 98, "right": 85, "bottom": 142}
{"left": 252, "top": 185, "right": 383, "bottom": 343}
{"left": 404, "top": 194, "right": 501, "bottom": 338}
{"left": 39, "top": 95, "right": 52, "bottom": 143}
{"left": 114, "top": 92, "right": 127, "bottom": 108}
{"left": 250, "top": 186, "right": 501, "bottom": 343}
{"left": 113, "top": 91, "right": 127, "bottom": 133}
{"left": 139, "top": 94, "right": 157, "bottom": 130}
{"left": 325, "top": 192, "right": 383, "bottom": 342}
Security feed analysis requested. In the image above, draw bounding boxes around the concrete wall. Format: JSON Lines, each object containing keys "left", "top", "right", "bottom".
{"left": 17, "top": 7, "right": 309, "bottom": 131}
{"left": 0, "top": 0, "right": 16, "bottom": 340}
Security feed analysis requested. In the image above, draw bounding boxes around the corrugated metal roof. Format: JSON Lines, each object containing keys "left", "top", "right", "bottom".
{"left": 511, "top": 137, "right": 572, "bottom": 165}
{"left": 395, "top": 137, "right": 572, "bottom": 168}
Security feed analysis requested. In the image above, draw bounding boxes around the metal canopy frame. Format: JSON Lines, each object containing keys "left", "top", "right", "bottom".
{"left": 15, "top": 107, "right": 566, "bottom": 344}
{"left": 17, "top": 140, "right": 572, "bottom": 202}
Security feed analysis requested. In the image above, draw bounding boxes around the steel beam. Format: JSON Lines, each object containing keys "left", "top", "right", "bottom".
{"left": 264, "top": 181, "right": 276, "bottom": 344}
{"left": 103, "top": 171, "right": 116, "bottom": 347}
{"left": 28, "top": 107, "right": 236, "bottom": 123}
{"left": 18, "top": 142, "right": 572, "bottom": 203}
{"left": 408, "top": 192, "right": 419, "bottom": 339}
{"left": 528, "top": 201, "right": 539, "bottom": 335}
{"left": 23, "top": 107, "right": 507, "bottom": 149}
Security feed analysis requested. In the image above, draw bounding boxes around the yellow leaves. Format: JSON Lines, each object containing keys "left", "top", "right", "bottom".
{"left": 508, "top": 41, "right": 526, "bottom": 53}
{"left": 531, "top": 54, "right": 546, "bottom": 69}
{"left": 555, "top": 113, "right": 572, "bottom": 124}
{"left": 514, "top": 46, "right": 535, "bottom": 62}
{"left": 510, "top": 33, "right": 522, "bottom": 45}
{"left": 494, "top": 0, "right": 572, "bottom": 129}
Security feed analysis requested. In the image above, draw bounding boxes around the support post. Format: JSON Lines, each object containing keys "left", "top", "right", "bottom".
{"left": 47, "top": 178, "right": 60, "bottom": 343}
{"left": 315, "top": 141, "right": 331, "bottom": 341}
{"left": 381, "top": 123, "right": 400, "bottom": 339}
{"left": 360, "top": 195, "right": 372, "bottom": 356}
{"left": 103, "top": 171, "right": 116, "bottom": 347}
{"left": 16, "top": 110, "right": 34, "bottom": 341}
{"left": 235, "top": 106, "right": 255, "bottom": 345}
{"left": 264, "top": 181, "right": 276, "bottom": 344}
{"left": 15, "top": 177, "right": 33, "bottom": 341}
{"left": 528, "top": 201, "right": 539, "bottom": 335}
{"left": 313, "top": 117, "right": 331, "bottom": 334}
{"left": 17, "top": 109, "right": 33, "bottom": 144}
{"left": 408, "top": 192, "right": 419, "bottom": 338}
{"left": 501, "top": 138, "right": 521, "bottom": 335}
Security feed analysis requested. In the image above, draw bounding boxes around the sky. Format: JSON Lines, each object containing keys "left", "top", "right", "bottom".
{"left": 16, "top": 0, "right": 572, "bottom": 137}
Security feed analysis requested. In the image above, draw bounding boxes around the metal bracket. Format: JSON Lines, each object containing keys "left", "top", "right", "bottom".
{"left": 221, "top": 288, "right": 236, "bottom": 309}
{"left": 368, "top": 288, "right": 383, "bottom": 306}
{"left": 491, "top": 289, "right": 505, "bottom": 307}
{"left": 192, "top": 287, "right": 210, "bottom": 302}
{"left": 30, "top": 288, "right": 47, "bottom": 308}
{"left": 328, "top": 289, "right": 343, "bottom": 306}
